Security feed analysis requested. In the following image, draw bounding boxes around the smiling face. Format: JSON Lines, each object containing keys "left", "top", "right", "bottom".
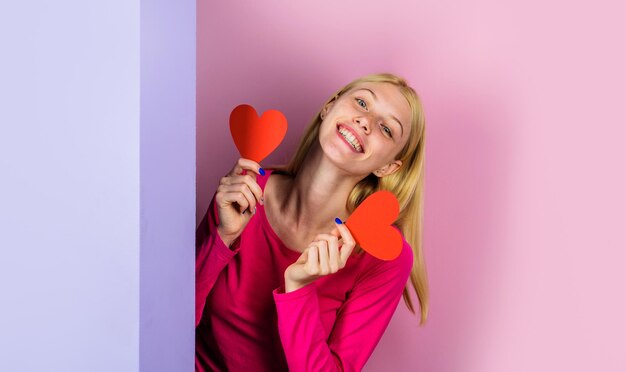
{"left": 317, "top": 81, "right": 413, "bottom": 178}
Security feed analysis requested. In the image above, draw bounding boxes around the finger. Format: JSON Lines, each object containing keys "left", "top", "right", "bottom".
{"left": 219, "top": 177, "right": 262, "bottom": 206}
{"left": 223, "top": 175, "right": 264, "bottom": 205}
{"left": 327, "top": 228, "right": 344, "bottom": 253}
{"left": 306, "top": 244, "right": 319, "bottom": 276}
{"left": 314, "top": 233, "right": 338, "bottom": 242}
{"left": 314, "top": 233, "right": 340, "bottom": 272}
{"left": 229, "top": 158, "right": 264, "bottom": 177}
{"left": 295, "top": 249, "right": 308, "bottom": 265}
{"left": 317, "top": 239, "right": 330, "bottom": 275}
{"left": 220, "top": 184, "right": 256, "bottom": 212}
{"left": 334, "top": 222, "right": 355, "bottom": 246}
{"left": 335, "top": 223, "right": 356, "bottom": 263}
{"left": 327, "top": 235, "right": 340, "bottom": 272}
{"left": 222, "top": 191, "right": 250, "bottom": 214}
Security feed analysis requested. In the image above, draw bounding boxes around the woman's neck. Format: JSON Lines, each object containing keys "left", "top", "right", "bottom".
{"left": 279, "top": 144, "right": 365, "bottom": 236}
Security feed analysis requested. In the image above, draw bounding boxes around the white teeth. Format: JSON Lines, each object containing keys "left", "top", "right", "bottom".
{"left": 338, "top": 127, "right": 362, "bottom": 152}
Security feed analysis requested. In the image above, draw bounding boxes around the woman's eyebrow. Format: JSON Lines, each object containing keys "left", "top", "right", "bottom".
{"left": 355, "top": 88, "right": 378, "bottom": 101}
{"left": 355, "top": 88, "right": 404, "bottom": 136}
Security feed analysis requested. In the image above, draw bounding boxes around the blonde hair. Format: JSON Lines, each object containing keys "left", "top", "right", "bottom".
{"left": 269, "top": 73, "right": 428, "bottom": 325}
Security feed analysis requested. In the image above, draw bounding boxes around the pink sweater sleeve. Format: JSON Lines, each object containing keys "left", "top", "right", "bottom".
{"left": 272, "top": 239, "right": 414, "bottom": 371}
{"left": 195, "top": 193, "right": 242, "bottom": 327}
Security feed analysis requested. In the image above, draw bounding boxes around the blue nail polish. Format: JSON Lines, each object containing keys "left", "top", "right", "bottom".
{"left": 259, "top": 168, "right": 266, "bottom": 176}
{"left": 335, "top": 217, "right": 343, "bottom": 224}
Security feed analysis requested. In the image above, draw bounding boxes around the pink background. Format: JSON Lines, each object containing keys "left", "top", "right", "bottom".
{"left": 197, "top": 1, "right": 626, "bottom": 371}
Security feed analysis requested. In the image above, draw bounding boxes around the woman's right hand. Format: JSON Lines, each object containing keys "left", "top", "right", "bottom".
{"left": 215, "top": 158, "right": 265, "bottom": 247}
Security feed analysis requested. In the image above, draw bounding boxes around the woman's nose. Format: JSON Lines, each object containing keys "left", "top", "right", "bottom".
{"left": 355, "top": 116, "right": 371, "bottom": 133}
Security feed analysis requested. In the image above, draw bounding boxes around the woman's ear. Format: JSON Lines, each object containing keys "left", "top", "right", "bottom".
{"left": 373, "top": 160, "right": 402, "bottom": 177}
{"left": 321, "top": 99, "right": 336, "bottom": 120}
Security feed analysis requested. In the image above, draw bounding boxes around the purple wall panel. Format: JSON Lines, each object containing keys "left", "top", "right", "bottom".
{"left": 140, "top": 0, "right": 195, "bottom": 371}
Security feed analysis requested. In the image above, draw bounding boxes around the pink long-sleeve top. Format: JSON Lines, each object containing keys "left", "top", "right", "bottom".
{"left": 196, "top": 169, "right": 414, "bottom": 371}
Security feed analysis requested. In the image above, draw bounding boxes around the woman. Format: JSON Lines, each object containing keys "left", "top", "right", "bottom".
{"left": 196, "top": 73, "right": 428, "bottom": 371}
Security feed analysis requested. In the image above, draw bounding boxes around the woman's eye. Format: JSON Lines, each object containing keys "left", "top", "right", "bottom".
{"left": 381, "top": 124, "right": 393, "bottom": 137}
{"left": 356, "top": 98, "right": 367, "bottom": 109}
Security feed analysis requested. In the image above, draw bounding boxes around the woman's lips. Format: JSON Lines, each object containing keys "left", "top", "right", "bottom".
{"left": 336, "top": 130, "right": 359, "bottom": 153}
{"left": 336, "top": 124, "right": 364, "bottom": 153}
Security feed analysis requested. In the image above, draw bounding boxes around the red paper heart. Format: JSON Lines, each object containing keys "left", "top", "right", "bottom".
{"left": 229, "top": 104, "right": 288, "bottom": 163}
{"left": 345, "top": 191, "right": 403, "bottom": 261}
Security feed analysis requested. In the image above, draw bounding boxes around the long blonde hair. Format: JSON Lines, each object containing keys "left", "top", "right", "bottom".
{"left": 269, "top": 73, "right": 428, "bottom": 325}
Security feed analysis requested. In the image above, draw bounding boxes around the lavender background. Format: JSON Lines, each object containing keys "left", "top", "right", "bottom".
{"left": 1, "top": 1, "right": 195, "bottom": 371}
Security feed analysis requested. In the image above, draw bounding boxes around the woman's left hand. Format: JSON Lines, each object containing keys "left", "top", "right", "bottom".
{"left": 284, "top": 221, "right": 356, "bottom": 293}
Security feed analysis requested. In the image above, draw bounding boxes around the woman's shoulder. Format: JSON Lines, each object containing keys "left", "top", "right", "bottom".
{"left": 393, "top": 225, "right": 414, "bottom": 268}
{"left": 355, "top": 230, "right": 413, "bottom": 284}
{"left": 384, "top": 232, "right": 414, "bottom": 271}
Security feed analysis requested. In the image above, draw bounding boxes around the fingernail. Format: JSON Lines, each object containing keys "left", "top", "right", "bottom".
{"left": 254, "top": 206, "right": 257, "bottom": 214}
{"left": 334, "top": 217, "right": 343, "bottom": 224}
{"left": 259, "top": 168, "right": 266, "bottom": 176}
{"left": 242, "top": 210, "right": 246, "bottom": 215}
